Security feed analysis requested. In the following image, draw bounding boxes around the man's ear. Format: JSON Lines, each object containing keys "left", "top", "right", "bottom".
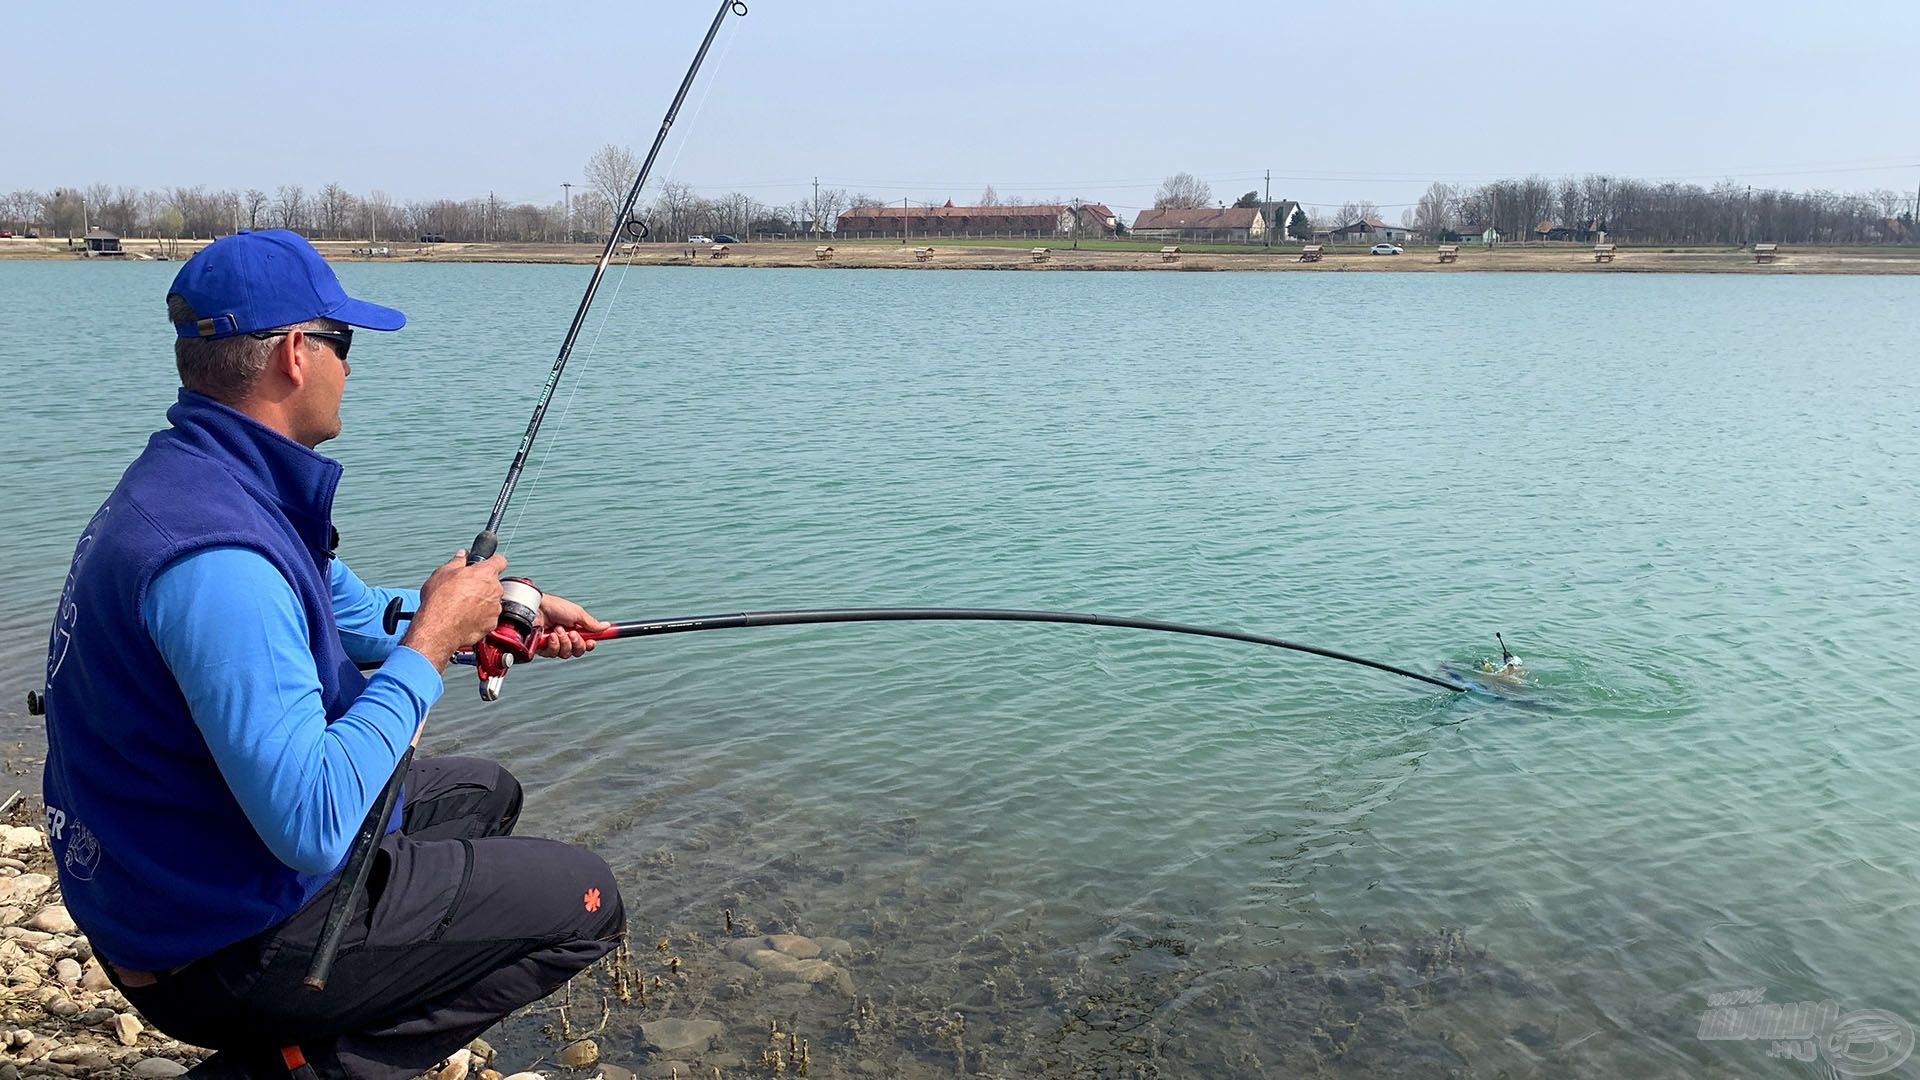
{"left": 274, "top": 329, "right": 310, "bottom": 389}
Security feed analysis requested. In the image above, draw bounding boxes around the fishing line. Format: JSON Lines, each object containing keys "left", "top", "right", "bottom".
{"left": 505, "top": 11, "right": 742, "bottom": 550}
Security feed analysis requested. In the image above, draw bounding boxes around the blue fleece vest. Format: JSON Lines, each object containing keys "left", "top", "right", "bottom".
{"left": 41, "top": 390, "right": 368, "bottom": 971}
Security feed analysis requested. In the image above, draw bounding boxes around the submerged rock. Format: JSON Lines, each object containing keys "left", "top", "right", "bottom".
{"left": 638, "top": 1017, "right": 724, "bottom": 1055}
{"left": 558, "top": 1039, "right": 599, "bottom": 1068}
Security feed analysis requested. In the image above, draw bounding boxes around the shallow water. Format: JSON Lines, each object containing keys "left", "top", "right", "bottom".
{"left": 3, "top": 262, "right": 1917, "bottom": 1076}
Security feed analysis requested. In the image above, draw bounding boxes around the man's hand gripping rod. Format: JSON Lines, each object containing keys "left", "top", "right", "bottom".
{"left": 308, "top": 0, "right": 747, "bottom": 993}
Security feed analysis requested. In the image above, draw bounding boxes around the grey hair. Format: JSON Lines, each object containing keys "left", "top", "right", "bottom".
{"left": 166, "top": 294, "right": 339, "bottom": 402}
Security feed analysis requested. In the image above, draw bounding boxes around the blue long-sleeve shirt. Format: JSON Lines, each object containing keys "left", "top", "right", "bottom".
{"left": 144, "top": 548, "right": 443, "bottom": 875}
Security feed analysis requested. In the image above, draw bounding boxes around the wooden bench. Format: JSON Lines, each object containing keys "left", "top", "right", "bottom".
{"left": 1752, "top": 242, "right": 1779, "bottom": 264}
{"left": 1437, "top": 244, "right": 1459, "bottom": 263}
{"left": 1298, "top": 244, "right": 1324, "bottom": 263}
{"left": 1593, "top": 243, "right": 1617, "bottom": 263}
{"left": 1030, "top": 247, "right": 1051, "bottom": 263}
{"left": 1159, "top": 245, "right": 1180, "bottom": 262}
{"left": 708, "top": 244, "right": 730, "bottom": 258}
{"left": 913, "top": 246, "right": 934, "bottom": 262}
{"left": 813, "top": 245, "right": 834, "bottom": 260}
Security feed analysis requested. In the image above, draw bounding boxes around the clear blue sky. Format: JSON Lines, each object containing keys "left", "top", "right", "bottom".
{"left": 7, "top": 0, "right": 1915, "bottom": 221}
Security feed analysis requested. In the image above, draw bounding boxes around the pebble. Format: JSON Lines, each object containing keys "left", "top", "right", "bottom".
{"left": 558, "top": 1039, "right": 599, "bottom": 1068}
{"left": 132, "top": 1060, "right": 189, "bottom": 1079}
{"left": 0, "top": 1061, "right": 16, "bottom": 1080}
{"left": 477, "top": 1072, "right": 501, "bottom": 1080}
{"left": 53, "top": 959, "right": 81, "bottom": 987}
{"left": 813, "top": 935, "right": 853, "bottom": 959}
{"left": 596, "top": 1065, "right": 636, "bottom": 1080}
{"left": 8, "top": 1030, "right": 29, "bottom": 1047}
{"left": 73, "top": 1009, "right": 113, "bottom": 1027}
{"left": 112, "top": 1013, "right": 142, "bottom": 1046}
{"left": 429, "top": 1048, "right": 469, "bottom": 1080}
{"left": 47, "top": 1047, "right": 109, "bottom": 1069}
{"left": 0, "top": 874, "right": 51, "bottom": 906}
{"left": 465, "top": 1038, "right": 494, "bottom": 1064}
{"left": 638, "top": 1018, "right": 724, "bottom": 1056}
{"left": 501, "top": 1073, "right": 546, "bottom": 1080}
{"left": 0, "top": 906, "right": 23, "bottom": 926}
{"left": 24, "top": 908, "right": 75, "bottom": 935}
{"left": 78, "top": 961, "right": 111, "bottom": 993}
{"left": 44, "top": 997, "right": 80, "bottom": 1018}
{"left": 0, "top": 827, "right": 43, "bottom": 855}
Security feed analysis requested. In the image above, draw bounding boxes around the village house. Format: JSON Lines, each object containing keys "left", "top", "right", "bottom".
{"left": 834, "top": 201, "right": 1118, "bottom": 238}
{"left": 1130, "top": 206, "right": 1266, "bottom": 242}
{"left": 1323, "top": 217, "right": 1411, "bottom": 243}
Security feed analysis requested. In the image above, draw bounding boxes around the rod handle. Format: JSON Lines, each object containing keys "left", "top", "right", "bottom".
{"left": 468, "top": 530, "right": 498, "bottom": 565}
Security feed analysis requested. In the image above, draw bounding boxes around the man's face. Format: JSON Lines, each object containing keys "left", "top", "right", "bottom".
{"left": 300, "top": 331, "right": 350, "bottom": 446}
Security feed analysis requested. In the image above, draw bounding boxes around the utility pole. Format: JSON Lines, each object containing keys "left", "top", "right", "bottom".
{"left": 1264, "top": 168, "right": 1271, "bottom": 248}
{"left": 902, "top": 196, "right": 908, "bottom": 244}
{"left": 813, "top": 176, "right": 820, "bottom": 235}
{"left": 561, "top": 182, "right": 573, "bottom": 243}
{"left": 1072, "top": 197, "right": 1081, "bottom": 249}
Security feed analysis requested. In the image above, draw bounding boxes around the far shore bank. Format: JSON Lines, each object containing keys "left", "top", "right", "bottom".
{"left": 5, "top": 236, "right": 1920, "bottom": 275}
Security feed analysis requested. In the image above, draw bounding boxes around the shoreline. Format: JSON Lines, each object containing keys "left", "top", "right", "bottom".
{"left": 5, "top": 237, "right": 1920, "bottom": 274}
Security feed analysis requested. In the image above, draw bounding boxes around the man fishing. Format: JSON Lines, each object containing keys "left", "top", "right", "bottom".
{"left": 38, "top": 230, "right": 625, "bottom": 1079}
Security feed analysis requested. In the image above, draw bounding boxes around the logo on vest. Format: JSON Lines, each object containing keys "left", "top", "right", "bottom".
{"left": 62, "top": 821, "right": 102, "bottom": 883}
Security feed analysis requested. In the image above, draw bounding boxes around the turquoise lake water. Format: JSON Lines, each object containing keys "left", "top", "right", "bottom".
{"left": 1, "top": 261, "right": 1916, "bottom": 1076}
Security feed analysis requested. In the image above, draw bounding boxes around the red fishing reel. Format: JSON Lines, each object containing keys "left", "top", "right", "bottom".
{"left": 473, "top": 577, "right": 543, "bottom": 701}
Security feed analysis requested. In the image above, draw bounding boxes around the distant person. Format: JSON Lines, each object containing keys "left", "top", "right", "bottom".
{"left": 38, "top": 230, "right": 622, "bottom": 1079}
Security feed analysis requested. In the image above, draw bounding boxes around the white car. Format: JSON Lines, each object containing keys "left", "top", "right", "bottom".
{"left": 1369, "top": 243, "right": 1404, "bottom": 255}
{"left": 686, "top": 235, "right": 713, "bottom": 244}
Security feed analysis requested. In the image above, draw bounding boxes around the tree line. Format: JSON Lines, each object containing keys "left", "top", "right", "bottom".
{"left": 1406, "top": 176, "right": 1915, "bottom": 245}
{"left": 7, "top": 156, "right": 1914, "bottom": 246}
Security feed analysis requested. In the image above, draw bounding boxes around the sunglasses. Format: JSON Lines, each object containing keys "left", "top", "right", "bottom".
{"left": 249, "top": 327, "right": 353, "bottom": 361}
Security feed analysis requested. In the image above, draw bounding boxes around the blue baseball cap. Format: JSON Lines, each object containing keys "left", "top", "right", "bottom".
{"left": 169, "top": 229, "right": 406, "bottom": 339}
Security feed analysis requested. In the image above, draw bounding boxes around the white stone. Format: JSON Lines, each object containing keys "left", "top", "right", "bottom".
{"left": 0, "top": 874, "right": 51, "bottom": 906}
{"left": 558, "top": 1040, "right": 598, "bottom": 1068}
{"left": 132, "top": 1059, "right": 189, "bottom": 1079}
{"left": 0, "top": 827, "right": 43, "bottom": 855}
{"left": 501, "top": 1073, "right": 548, "bottom": 1080}
{"left": 79, "top": 959, "right": 112, "bottom": 992}
{"left": 113, "top": 1013, "right": 143, "bottom": 1046}
{"left": 26, "top": 907, "right": 76, "bottom": 935}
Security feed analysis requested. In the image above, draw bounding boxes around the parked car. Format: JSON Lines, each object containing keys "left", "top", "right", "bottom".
{"left": 24, "top": 231, "right": 38, "bottom": 239}
{"left": 0, "top": 230, "right": 13, "bottom": 239}
{"left": 418, "top": 233, "right": 448, "bottom": 244}
{"left": 686, "top": 234, "right": 713, "bottom": 244}
{"left": 712, "top": 233, "right": 739, "bottom": 245}
{"left": 1369, "top": 243, "right": 1404, "bottom": 255}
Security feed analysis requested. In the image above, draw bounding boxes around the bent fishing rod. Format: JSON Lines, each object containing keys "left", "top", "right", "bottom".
{"left": 452, "top": 606, "right": 1471, "bottom": 694}
{"left": 305, "top": 0, "right": 750, "bottom": 991}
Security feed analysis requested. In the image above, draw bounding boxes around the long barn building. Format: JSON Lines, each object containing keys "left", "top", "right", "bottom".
{"left": 836, "top": 201, "right": 1118, "bottom": 238}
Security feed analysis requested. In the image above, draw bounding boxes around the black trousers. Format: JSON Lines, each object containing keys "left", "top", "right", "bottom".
{"left": 120, "top": 757, "right": 625, "bottom": 1080}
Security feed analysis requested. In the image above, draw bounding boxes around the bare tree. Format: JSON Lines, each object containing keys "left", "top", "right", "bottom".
{"left": 585, "top": 144, "right": 640, "bottom": 218}
{"left": 978, "top": 185, "right": 1001, "bottom": 206}
{"left": 1412, "top": 183, "right": 1455, "bottom": 237}
{"left": 243, "top": 189, "right": 269, "bottom": 230}
{"left": 1153, "top": 173, "right": 1212, "bottom": 208}
{"left": 318, "top": 182, "right": 355, "bottom": 239}
{"left": 1336, "top": 200, "right": 1381, "bottom": 225}
{"left": 275, "top": 184, "right": 307, "bottom": 232}
{"left": 45, "top": 189, "right": 86, "bottom": 239}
